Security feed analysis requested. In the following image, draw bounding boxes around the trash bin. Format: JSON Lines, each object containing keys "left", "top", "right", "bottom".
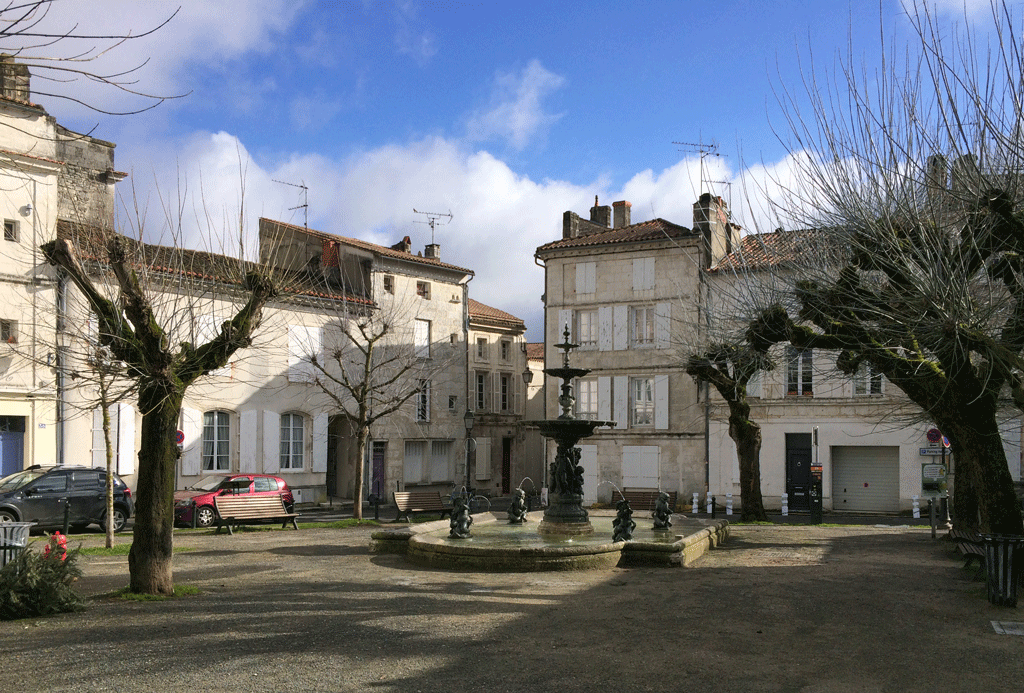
{"left": 0, "top": 522, "right": 35, "bottom": 568}
{"left": 982, "top": 534, "right": 1024, "bottom": 607}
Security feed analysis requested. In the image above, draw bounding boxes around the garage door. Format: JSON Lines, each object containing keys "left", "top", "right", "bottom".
{"left": 832, "top": 446, "right": 899, "bottom": 513}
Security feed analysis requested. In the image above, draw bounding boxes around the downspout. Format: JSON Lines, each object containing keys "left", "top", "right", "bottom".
{"left": 534, "top": 252, "right": 548, "bottom": 492}
{"left": 462, "top": 272, "right": 473, "bottom": 487}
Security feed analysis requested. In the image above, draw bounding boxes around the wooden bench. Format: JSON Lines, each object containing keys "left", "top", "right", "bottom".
{"left": 949, "top": 528, "right": 985, "bottom": 571}
{"left": 214, "top": 495, "right": 299, "bottom": 535}
{"left": 615, "top": 489, "right": 678, "bottom": 512}
{"left": 393, "top": 491, "right": 452, "bottom": 523}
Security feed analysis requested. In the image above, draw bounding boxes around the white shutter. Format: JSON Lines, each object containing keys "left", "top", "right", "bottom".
{"left": 116, "top": 402, "right": 136, "bottom": 475}
{"left": 747, "top": 371, "right": 762, "bottom": 398}
{"left": 429, "top": 440, "right": 451, "bottom": 482}
{"left": 91, "top": 408, "right": 105, "bottom": 468}
{"left": 640, "top": 446, "right": 660, "bottom": 487}
{"left": 475, "top": 437, "right": 491, "bottom": 481}
{"left": 598, "top": 306, "right": 613, "bottom": 351}
{"left": 613, "top": 305, "right": 628, "bottom": 350}
{"left": 621, "top": 446, "right": 641, "bottom": 487}
{"left": 576, "top": 262, "right": 596, "bottom": 294}
{"left": 580, "top": 444, "right": 598, "bottom": 504}
{"left": 239, "top": 410, "right": 258, "bottom": 473}
{"left": 263, "top": 411, "right": 281, "bottom": 474}
{"left": 655, "top": 302, "right": 671, "bottom": 348}
{"left": 558, "top": 309, "right": 572, "bottom": 342}
{"left": 654, "top": 375, "right": 669, "bottom": 430}
{"left": 614, "top": 375, "right": 629, "bottom": 429}
{"left": 598, "top": 376, "right": 611, "bottom": 422}
{"left": 181, "top": 407, "right": 202, "bottom": 476}
{"left": 313, "top": 413, "right": 328, "bottom": 473}
{"left": 404, "top": 441, "right": 425, "bottom": 484}
{"left": 491, "top": 372, "right": 500, "bottom": 413}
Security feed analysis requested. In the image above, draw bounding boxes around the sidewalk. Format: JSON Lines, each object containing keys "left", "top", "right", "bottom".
{"left": 0, "top": 522, "right": 1018, "bottom": 692}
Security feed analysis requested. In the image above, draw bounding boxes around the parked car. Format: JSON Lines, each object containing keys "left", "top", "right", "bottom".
{"left": 0, "top": 466, "right": 134, "bottom": 532}
{"left": 174, "top": 474, "right": 295, "bottom": 528}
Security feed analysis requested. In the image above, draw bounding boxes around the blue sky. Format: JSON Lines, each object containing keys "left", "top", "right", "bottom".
{"left": 36, "top": 0, "right": 1011, "bottom": 339}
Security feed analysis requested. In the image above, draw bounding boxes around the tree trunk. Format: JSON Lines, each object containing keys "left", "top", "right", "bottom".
{"left": 352, "top": 427, "right": 368, "bottom": 520}
{"left": 101, "top": 398, "right": 114, "bottom": 549}
{"left": 728, "top": 406, "right": 768, "bottom": 522}
{"left": 941, "top": 412, "right": 1023, "bottom": 535}
{"left": 127, "top": 384, "right": 182, "bottom": 594}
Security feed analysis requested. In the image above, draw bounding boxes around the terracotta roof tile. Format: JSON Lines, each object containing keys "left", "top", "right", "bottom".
{"left": 468, "top": 298, "right": 525, "bottom": 330}
{"left": 711, "top": 229, "right": 826, "bottom": 273}
{"left": 524, "top": 342, "right": 545, "bottom": 360}
{"left": 536, "top": 218, "right": 695, "bottom": 253}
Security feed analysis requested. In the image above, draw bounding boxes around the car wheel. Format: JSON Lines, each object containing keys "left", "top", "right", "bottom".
{"left": 195, "top": 505, "right": 216, "bottom": 528}
{"left": 0, "top": 510, "right": 16, "bottom": 522}
{"left": 101, "top": 507, "right": 128, "bottom": 533}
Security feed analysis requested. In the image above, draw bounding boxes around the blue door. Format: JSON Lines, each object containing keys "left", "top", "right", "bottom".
{"left": 0, "top": 431, "right": 23, "bottom": 477}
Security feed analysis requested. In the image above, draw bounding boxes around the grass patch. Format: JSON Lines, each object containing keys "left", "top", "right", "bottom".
{"left": 297, "top": 519, "right": 380, "bottom": 530}
{"left": 103, "top": 584, "right": 202, "bottom": 601}
{"left": 80, "top": 545, "right": 194, "bottom": 556}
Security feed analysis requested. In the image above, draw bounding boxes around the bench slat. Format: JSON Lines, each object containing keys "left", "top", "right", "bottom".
{"left": 214, "top": 495, "right": 298, "bottom": 535}
{"left": 393, "top": 491, "right": 452, "bottom": 522}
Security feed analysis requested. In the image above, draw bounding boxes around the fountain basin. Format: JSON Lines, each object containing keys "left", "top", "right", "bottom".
{"left": 369, "top": 511, "right": 730, "bottom": 571}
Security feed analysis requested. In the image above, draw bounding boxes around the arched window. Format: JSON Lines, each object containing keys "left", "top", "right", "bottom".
{"left": 280, "top": 413, "right": 305, "bottom": 469}
{"left": 202, "top": 410, "right": 230, "bottom": 470}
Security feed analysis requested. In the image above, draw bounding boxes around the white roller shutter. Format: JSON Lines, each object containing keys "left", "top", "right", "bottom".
{"left": 832, "top": 446, "right": 899, "bottom": 512}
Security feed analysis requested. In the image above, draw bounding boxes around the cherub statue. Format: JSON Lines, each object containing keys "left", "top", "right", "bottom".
{"left": 612, "top": 497, "right": 635, "bottom": 542}
{"left": 449, "top": 495, "right": 473, "bottom": 538}
{"left": 652, "top": 491, "right": 673, "bottom": 530}
{"left": 507, "top": 487, "right": 528, "bottom": 524}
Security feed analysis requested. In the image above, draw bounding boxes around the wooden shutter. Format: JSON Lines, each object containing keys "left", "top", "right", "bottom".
{"left": 598, "top": 376, "right": 611, "bottom": 422}
{"left": 654, "top": 375, "right": 669, "bottom": 430}
{"left": 181, "top": 407, "right": 202, "bottom": 476}
{"left": 313, "top": 413, "right": 328, "bottom": 473}
{"left": 613, "top": 305, "right": 628, "bottom": 350}
{"left": 263, "top": 411, "right": 281, "bottom": 474}
{"left": 475, "top": 437, "right": 492, "bottom": 481}
{"left": 239, "top": 410, "right": 258, "bottom": 473}
{"left": 614, "top": 375, "right": 628, "bottom": 429}
{"left": 116, "top": 402, "right": 135, "bottom": 475}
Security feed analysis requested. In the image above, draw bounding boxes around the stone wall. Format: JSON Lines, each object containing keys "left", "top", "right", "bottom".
{"left": 56, "top": 126, "right": 117, "bottom": 229}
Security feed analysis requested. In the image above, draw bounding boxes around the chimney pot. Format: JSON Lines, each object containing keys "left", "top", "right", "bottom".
{"left": 613, "top": 200, "right": 631, "bottom": 228}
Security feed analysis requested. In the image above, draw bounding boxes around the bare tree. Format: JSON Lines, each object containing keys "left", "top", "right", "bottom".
{"left": 746, "top": 0, "right": 1024, "bottom": 533}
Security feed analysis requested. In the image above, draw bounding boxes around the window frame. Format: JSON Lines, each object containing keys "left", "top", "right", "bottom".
{"left": 202, "top": 410, "right": 231, "bottom": 471}
{"left": 3, "top": 219, "right": 16, "bottom": 242}
{"left": 1, "top": 319, "right": 16, "bottom": 345}
{"left": 416, "top": 281, "right": 431, "bottom": 300}
{"left": 576, "top": 309, "right": 598, "bottom": 349}
{"left": 786, "top": 347, "right": 813, "bottom": 396}
{"left": 854, "top": 361, "right": 883, "bottom": 396}
{"left": 631, "top": 377, "right": 655, "bottom": 427}
{"left": 414, "top": 319, "right": 431, "bottom": 359}
{"left": 630, "top": 306, "right": 655, "bottom": 347}
{"left": 383, "top": 274, "right": 394, "bottom": 294}
{"left": 576, "top": 378, "right": 599, "bottom": 420}
{"left": 475, "top": 371, "right": 487, "bottom": 412}
{"left": 279, "top": 412, "right": 305, "bottom": 470}
{"left": 416, "top": 380, "right": 431, "bottom": 422}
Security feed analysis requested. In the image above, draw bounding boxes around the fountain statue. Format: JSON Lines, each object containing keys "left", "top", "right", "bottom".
{"left": 524, "top": 325, "right": 615, "bottom": 536}
{"left": 612, "top": 497, "right": 636, "bottom": 542}
{"left": 449, "top": 496, "right": 473, "bottom": 538}
{"left": 652, "top": 491, "right": 673, "bottom": 530}
{"left": 507, "top": 488, "right": 528, "bottom": 524}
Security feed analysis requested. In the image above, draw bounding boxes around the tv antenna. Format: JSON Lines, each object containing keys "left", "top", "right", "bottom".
{"left": 673, "top": 139, "right": 727, "bottom": 203}
{"left": 413, "top": 208, "right": 453, "bottom": 244}
{"left": 273, "top": 179, "right": 309, "bottom": 229}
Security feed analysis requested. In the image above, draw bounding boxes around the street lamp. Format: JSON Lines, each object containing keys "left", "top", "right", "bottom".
{"left": 522, "top": 367, "right": 533, "bottom": 385}
{"left": 463, "top": 409, "right": 475, "bottom": 491}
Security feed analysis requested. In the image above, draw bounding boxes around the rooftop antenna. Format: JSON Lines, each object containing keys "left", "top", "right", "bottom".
{"left": 673, "top": 139, "right": 725, "bottom": 201}
{"left": 412, "top": 208, "right": 453, "bottom": 244}
{"left": 273, "top": 179, "right": 309, "bottom": 229}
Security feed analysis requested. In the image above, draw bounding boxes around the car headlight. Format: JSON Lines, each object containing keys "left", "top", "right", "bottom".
{"left": 174, "top": 499, "right": 194, "bottom": 508}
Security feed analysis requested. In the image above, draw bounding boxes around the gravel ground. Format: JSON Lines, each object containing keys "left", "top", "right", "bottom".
{"left": 0, "top": 522, "right": 1020, "bottom": 693}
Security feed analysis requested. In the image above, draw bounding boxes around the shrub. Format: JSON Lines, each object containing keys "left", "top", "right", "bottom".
{"left": 0, "top": 533, "right": 84, "bottom": 620}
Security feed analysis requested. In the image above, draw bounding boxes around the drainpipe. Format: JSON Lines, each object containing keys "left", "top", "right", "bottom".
{"left": 462, "top": 272, "right": 473, "bottom": 488}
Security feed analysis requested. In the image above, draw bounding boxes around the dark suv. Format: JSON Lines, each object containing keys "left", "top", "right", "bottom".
{"left": 0, "top": 466, "right": 134, "bottom": 532}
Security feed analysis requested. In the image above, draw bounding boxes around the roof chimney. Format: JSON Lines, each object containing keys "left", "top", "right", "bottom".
{"left": 390, "top": 235, "right": 412, "bottom": 253}
{"left": 693, "top": 193, "right": 738, "bottom": 268}
{"left": 613, "top": 200, "right": 631, "bottom": 228}
{"left": 0, "top": 55, "right": 30, "bottom": 104}
{"left": 590, "top": 195, "right": 611, "bottom": 228}
{"left": 424, "top": 243, "right": 440, "bottom": 260}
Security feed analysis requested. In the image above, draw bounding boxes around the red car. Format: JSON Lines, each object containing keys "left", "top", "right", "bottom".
{"left": 174, "top": 474, "right": 295, "bottom": 528}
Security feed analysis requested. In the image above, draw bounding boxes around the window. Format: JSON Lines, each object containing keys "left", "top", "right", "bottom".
{"left": 786, "top": 347, "right": 813, "bottom": 396}
{"left": 475, "top": 371, "right": 488, "bottom": 411}
{"left": 631, "top": 377, "right": 654, "bottom": 427}
{"left": 854, "top": 362, "right": 882, "bottom": 396}
{"left": 202, "top": 411, "right": 230, "bottom": 470}
{"left": 501, "top": 340, "right": 511, "bottom": 362}
{"left": 416, "top": 281, "right": 431, "bottom": 299}
{"left": 254, "top": 477, "right": 277, "bottom": 492}
{"left": 416, "top": 380, "right": 431, "bottom": 422}
{"left": 403, "top": 440, "right": 426, "bottom": 483}
{"left": 383, "top": 275, "right": 394, "bottom": 294}
{"left": 476, "top": 337, "right": 488, "bottom": 360}
{"left": 577, "top": 379, "right": 598, "bottom": 420}
{"left": 404, "top": 439, "right": 452, "bottom": 484}
{"left": 3, "top": 220, "right": 16, "bottom": 242}
{"left": 414, "top": 319, "right": 430, "bottom": 359}
{"left": 631, "top": 306, "right": 655, "bottom": 347}
{"left": 500, "top": 373, "right": 511, "bottom": 412}
{"left": 279, "top": 413, "right": 304, "bottom": 469}
{"left": 576, "top": 309, "right": 598, "bottom": 348}
{"left": 430, "top": 440, "right": 452, "bottom": 482}
{"left": 576, "top": 262, "right": 596, "bottom": 295}
{"left": 1, "top": 319, "right": 16, "bottom": 344}
{"left": 449, "top": 395, "right": 458, "bottom": 411}
{"left": 633, "top": 257, "right": 655, "bottom": 292}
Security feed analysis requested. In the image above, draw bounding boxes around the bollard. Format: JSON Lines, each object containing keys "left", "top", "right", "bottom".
{"left": 726, "top": 493, "right": 733, "bottom": 516}
{"left": 62, "top": 501, "right": 70, "bottom": 535}
{"left": 928, "top": 498, "right": 936, "bottom": 539}
{"left": 781, "top": 493, "right": 789, "bottom": 516}
{"left": 711, "top": 495, "right": 717, "bottom": 518}
{"left": 692, "top": 492, "right": 699, "bottom": 514}
{"left": 912, "top": 495, "right": 920, "bottom": 519}
{"left": 706, "top": 494, "right": 713, "bottom": 515}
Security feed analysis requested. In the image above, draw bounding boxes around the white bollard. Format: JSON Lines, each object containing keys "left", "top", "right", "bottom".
{"left": 706, "top": 494, "right": 713, "bottom": 514}
{"left": 692, "top": 492, "right": 699, "bottom": 514}
{"left": 912, "top": 495, "right": 920, "bottom": 519}
{"left": 781, "top": 493, "right": 789, "bottom": 516}
{"left": 726, "top": 493, "right": 733, "bottom": 516}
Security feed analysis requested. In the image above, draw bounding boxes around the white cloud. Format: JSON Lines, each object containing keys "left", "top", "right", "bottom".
{"left": 394, "top": 1, "right": 436, "bottom": 64}
{"left": 465, "top": 60, "right": 566, "bottom": 151}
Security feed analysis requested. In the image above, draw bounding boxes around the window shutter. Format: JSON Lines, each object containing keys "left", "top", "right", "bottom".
{"left": 640, "top": 446, "right": 660, "bottom": 487}
{"left": 263, "top": 411, "right": 281, "bottom": 473}
{"left": 654, "top": 375, "right": 669, "bottom": 430}
{"left": 614, "top": 375, "right": 628, "bottom": 429}
{"left": 313, "top": 413, "right": 328, "bottom": 473}
{"left": 598, "top": 376, "right": 611, "bottom": 422}
{"left": 598, "top": 306, "right": 613, "bottom": 351}
{"left": 613, "top": 305, "right": 628, "bottom": 350}
{"left": 558, "top": 309, "right": 572, "bottom": 342}
{"left": 91, "top": 408, "right": 105, "bottom": 468}
{"left": 747, "top": 371, "right": 762, "bottom": 398}
{"left": 491, "top": 372, "right": 500, "bottom": 414}
{"left": 655, "top": 302, "right": 671, "bottom": 348}
{"left": 404, "top": 441, "right": 424, "bottom": 483}
{"left": 475, "top": 437, "right": 491, "bottom": 480}
{"left": 621, "top": 446, "right": 641, "bottom": 487}
{"left": 239, "top": 410, "right": 258, "bottom": 473}
{"left": 580, "top": 444, "right": 598, "bottom": 504}
{"left": 116, "top": 403, "right": 136, "bottom": 475}
{"left": 181, "top": 407, "right": 202, "bottom": 476}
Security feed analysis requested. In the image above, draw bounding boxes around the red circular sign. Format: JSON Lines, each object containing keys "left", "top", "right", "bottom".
{"left": 926, "top": 428, "right": 942, "bottom": 443}
{"left": 175, "top": 429, "right": 185, "bottom": 445}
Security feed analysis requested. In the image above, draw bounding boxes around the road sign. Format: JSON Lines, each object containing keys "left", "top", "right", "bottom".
{"left": 920, "top": 447, "right": 943, "bottom": 456}
{"left": 926, "top": 428, "right": 942, "bottom": 443}
{"left": 175, "top": 429, "right": 185, "bottom": 445}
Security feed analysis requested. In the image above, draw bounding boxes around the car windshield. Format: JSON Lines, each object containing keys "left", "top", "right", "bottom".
{"left": 190, "top": 476, "right": 233, "bottom": 492}
{"left": 0, "top": 469, "right": 47, "bottom": 492}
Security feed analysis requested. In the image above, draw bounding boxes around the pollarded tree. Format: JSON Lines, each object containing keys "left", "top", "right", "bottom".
{"left": 43, "top": 228, "right": 275, "bottom": 594}
{"left": 749, "top": 0, "right": 1024, "bottom": 533}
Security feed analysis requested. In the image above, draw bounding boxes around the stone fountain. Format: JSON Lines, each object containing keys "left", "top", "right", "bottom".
{"left": 524, "top": 325, "right": 615, "bottom": 536}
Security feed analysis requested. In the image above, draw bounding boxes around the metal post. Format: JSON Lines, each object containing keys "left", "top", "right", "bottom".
{"left": 928, "top": 498, "right": 936, "bottom": 539}
{"left": 711, "top": 495, "right": 716, "bottom": 518}
{"left": 726, "top": 493, "right": 733, "bottom": 516}
{"left": 62, "top": 501, "right": 70, "bottom": 535}
{"left": 692, "top": 492, "right": 699, "bottom": 514}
